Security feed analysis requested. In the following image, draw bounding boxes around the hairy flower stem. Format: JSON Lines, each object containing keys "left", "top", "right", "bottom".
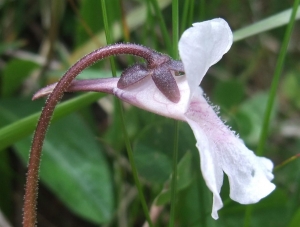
{"left": 23, "top": 43, "right": 170, "bottom": 227}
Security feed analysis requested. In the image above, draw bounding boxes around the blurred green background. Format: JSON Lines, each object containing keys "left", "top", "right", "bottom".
{"left": 0, "top": 0, "right": 300, "bottom": 226}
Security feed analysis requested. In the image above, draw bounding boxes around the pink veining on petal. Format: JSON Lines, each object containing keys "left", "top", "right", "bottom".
{"left": 113, "top": 75, "right": 190, "bottom": 120}
{"left": 33, "top": 75, "right": 191, "bottom": 121}
{"left": 184, "top": 88, "right": 275, "bottom": 219}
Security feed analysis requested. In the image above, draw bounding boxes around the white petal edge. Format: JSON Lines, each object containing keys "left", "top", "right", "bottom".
{"left": 178, "top": 18, "right": 233, "bottom": 96}
{"left": 185, "top": 116, "right": 224, "bottom": 219}
{"left": 184, "top": 88, "right": 275, "bottom": 219}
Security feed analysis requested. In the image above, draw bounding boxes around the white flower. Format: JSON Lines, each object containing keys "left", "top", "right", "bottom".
{"left": 34, "top": 18, "right": 275, "bottom": 219}
{"left": 178, "top": 18, "right": 275, "bottom": 219}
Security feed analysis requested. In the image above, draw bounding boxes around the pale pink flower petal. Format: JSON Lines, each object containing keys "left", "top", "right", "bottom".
{"left": 113, "top": 75, "right": 190, "bottom": 120}
{"left": 184, "top": 89, "right": 275, "bottom": 219}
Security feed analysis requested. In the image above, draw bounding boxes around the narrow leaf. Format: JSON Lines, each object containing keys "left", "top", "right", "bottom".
{"left": 0, "top": 93, "right": 104, "bottom": 150}
{"left": 15, "top": 114, "right": 114, "bottom": 223}
{"left": 233, "top": 6, "right": 300, "bottom": 42}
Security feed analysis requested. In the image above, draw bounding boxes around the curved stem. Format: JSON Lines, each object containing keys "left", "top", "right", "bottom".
{"left": 22, "top": 43, "right": 165, "bottom": 227}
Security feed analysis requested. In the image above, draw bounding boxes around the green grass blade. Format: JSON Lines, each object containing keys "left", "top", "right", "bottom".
{"left": 169, "top": 120, "right": 179, "bottom": 227}
{"left": 180, "top": 0, "right": 190, "bottom": 34}
{"left": 149, "top": 0, "right": 172, "bottom": 53}
{"left": 0, "top": 92, "right": 104, "bottom": 151}
{"left": 169, "top": 1, "right": 179, "bottom": 227}
{"left": 257, "top": 0, "right": 300, "bottom": 156}
{"left": 100, "top": 1, "right": 153, "bottom": 226}
{"left": 70, "top": 0, "right": 172, "bottom": 63}
{"left": 172, "top": 0, "right": 179, "bottom": 59}
{"left": 244, "top": 1, "right": 300, "bottom": 226}
{"left": 233, "top": 5, "right": 300, "bottom": 42}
